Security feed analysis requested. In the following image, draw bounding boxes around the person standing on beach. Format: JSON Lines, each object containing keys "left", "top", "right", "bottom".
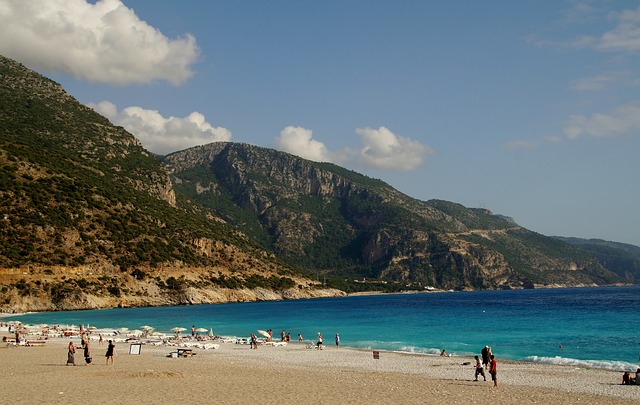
{"left": 489, "top": 355, "right": 497, "bottom": 387}
{"left": 67, "top": 341, "right": 76, "bottom": 366}
{"left": 83, "top": 340, "right": 92, "bottom": 365}
{"left": 335, "top": 333, "right": 340, "bottom": 348}
{"left": 473, "top": 355, "right": 486, "bottom": 381}
{"left": 99, "top": 334, "right": 103, "bottom": 345}
{"left": 481, "top": 346, "right": 490, "bottom": 369}
{"left": 105, "top": 340, "right": 115, "bottom": 365}
{"left": 317, "top": 332, "right": 323, "bottom": 350}
{"left": 298, "top": 334, "right": 303, "bottom": 343}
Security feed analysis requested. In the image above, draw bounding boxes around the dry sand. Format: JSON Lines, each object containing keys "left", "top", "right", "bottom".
{"left": 1, "top": 338, "right": 639, "bottom": 404}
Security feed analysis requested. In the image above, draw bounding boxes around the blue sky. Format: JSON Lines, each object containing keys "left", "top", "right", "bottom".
{"left": 1, "top": 0, "right": 639, "bottom": 246}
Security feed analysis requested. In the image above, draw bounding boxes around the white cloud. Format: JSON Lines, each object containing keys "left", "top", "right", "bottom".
{"left": 356, "top": 127, "right": 434, "bottom": 171}
{"left": 275, "top": 126, "right": 332, "bottom": 162}
{"left": 571, "top": 72, "right": 620, "bottom": 90}
{"left": 528, "top": 5, "right": 640, "bottom": 54}
{"left": 274, "top": 126, "right": 432, "bottom": 171}
{"left": 90, "top": 101, "right": 231, "bottom": 155}
{"left": 563, "top": 101, "right": 640, "bottom": 139}
{"left": 598, "top": 6, "right": 640, "bottom": 52}
{"left": 0, "top": 0, "right": 198, "bottom": 85}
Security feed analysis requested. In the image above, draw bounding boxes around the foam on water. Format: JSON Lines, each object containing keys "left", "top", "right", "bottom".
{"left": 524, "top": 355, "right": 639, "bottom": 372}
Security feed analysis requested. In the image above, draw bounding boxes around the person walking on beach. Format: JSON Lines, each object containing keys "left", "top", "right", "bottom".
{"left": 67, "top": 341, "right": 76, "bottom": 366}
{"left": 83, "top": 340, "right": 92, "bottom": 365}
{"left": 473, "top": 355, "right": 486, "bottom": 381}
{"left": 298, "top": 334, "right": 303, "bottom": 343}
{"left": 99, "top": 334, "right": 103, "bottom": 345}
{"left": 317, "top": 332, "right": 323, "bottom": 350}
{"left": 105, "top": 340, "right": 115, "bottom": 365}
{"left": 489, "top": 355, "right": 497, "bottom": 387}
{"left": 335, "top": 333, "right": 340, "bottom": 348}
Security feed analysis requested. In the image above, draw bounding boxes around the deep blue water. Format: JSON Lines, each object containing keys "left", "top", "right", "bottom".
{"left": 9, "top": 286, "right": 640, "bottom": 371}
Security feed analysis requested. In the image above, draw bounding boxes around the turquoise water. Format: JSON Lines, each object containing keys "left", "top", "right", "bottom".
{"left": 10, "top": 286, "right": 640, "bottom": 371}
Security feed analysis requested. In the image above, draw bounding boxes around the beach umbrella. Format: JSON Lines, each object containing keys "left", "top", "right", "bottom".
{"left": 171, "top": 327, "right": 186, "bottom": 333}
{"left": 195, "top": 327, "right": 208, "bottom": 333}
{"left": 129, "top": 329, "right": 143, "bottom": 336}
{"left": 208, "top": 329, "right": 214, "bottom": 338}
{"left": 257, "top": 330, "right": 270, "bottom": 338}
{"left": 140, "top": 325, "right": 154, "bottom": 331}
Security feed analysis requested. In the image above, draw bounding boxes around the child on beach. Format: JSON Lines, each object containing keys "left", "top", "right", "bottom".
{"left": 474, "top": 355, "right": 486, "bottom": 381}
{"left": 489, "top": 355, "right": 497, "bottom": 387}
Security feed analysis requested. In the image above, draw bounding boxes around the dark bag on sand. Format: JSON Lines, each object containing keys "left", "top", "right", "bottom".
{"left": 85, "top": 357, "right": 92, "bottom": 364}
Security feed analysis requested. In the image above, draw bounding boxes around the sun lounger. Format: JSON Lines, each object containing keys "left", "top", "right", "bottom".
{"left": 26, "top": 340, "right": 47, "bottom": 347}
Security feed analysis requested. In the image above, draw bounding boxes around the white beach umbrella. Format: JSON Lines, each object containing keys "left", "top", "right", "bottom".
{"left": 129, "top": 329, "right": 143, "bottom": 336}
{"left": 171, "top": 327, "right": 186, "bottom": 332}
{"left": 208, "top": 329, "right": 214, "bottom": 338}
{"left": 195, "top": 327, "right": 208, "bottom": 333}
{"left": 140, "top": 325, "right": 154, "bottom": 331}
{"left": 257, "top": 330, "right": 270, "bottom": 338}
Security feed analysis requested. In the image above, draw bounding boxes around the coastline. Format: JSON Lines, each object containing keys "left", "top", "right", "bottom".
{"left": 1, "top": 337, "right": 638, "bottom": 404}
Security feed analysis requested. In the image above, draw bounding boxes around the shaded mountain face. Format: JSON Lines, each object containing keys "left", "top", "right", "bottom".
{"left": 162, "top": 143, "right": 623, "bottom": 291}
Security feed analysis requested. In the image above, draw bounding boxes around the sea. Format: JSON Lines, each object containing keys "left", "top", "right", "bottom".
{"left": 8, "top": 285, "right": 640, "bottom": 371}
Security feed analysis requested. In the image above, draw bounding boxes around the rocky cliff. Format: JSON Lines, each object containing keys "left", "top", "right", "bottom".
{"left": 162, "top": 143, "right": 624, "bottom": 291}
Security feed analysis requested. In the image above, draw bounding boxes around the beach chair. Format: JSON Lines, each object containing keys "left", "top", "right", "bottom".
{"left": 305, "top": 341, "right": 317, "bottom": 350}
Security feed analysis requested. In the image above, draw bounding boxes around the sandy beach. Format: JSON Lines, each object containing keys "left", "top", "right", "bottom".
{"left": 1, "top": 333, "right": 639, "bottom": 405}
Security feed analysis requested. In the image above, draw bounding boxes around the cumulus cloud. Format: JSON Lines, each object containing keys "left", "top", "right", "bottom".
{"left": 563, "top": 101, "right": 640, "bottom": 139}
{"left": 275, "top": 126, "right": 332, "bottom": 162}
{"left": 90, "top": 101, "right": 231, "bottom": 155}
{"left": 355, "top": 127, "right": 434, "bottom": 170}
{"left": 275, "top": 126, "right": 433, "bottom": 171}
{"left": 0, "top": 0, "right": 198, "bottom": 85}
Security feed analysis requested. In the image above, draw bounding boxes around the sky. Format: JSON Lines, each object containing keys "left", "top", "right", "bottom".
{"left": 1, "top": 0, "right": 639, "bottom": 247}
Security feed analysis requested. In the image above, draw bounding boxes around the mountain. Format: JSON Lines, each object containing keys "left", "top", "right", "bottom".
{"left": 0, "top": 55, "right": 341, "bottom": 312}
{"left": 161, "top": 142, "right": 624, "bottom": 292}
{"left": 554, "top": 237, "right": 640, "bottom": 283}
{"left": 0, "top": 55, "right": 628, "bottom": 312}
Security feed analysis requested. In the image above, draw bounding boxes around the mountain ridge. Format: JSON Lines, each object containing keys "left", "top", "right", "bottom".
{"left": 0, "top": 54, "right": 632, "bottom": 312}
